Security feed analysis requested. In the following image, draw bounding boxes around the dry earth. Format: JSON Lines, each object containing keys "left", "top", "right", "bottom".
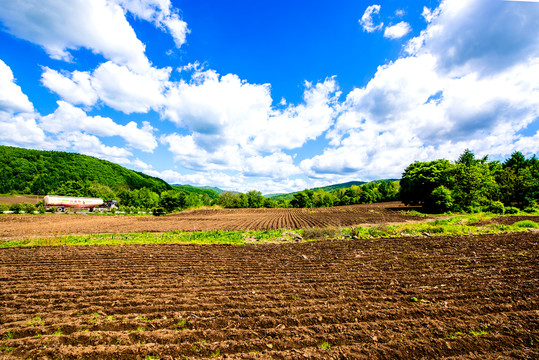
{"left": 0, "top": 232, "right": 537, "bottom": 359}
{"left": 0, "top": 202, "right": 425, "bottom": 240}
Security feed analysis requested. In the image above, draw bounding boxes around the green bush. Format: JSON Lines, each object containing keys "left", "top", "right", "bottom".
{"left": 486, "top": 201, "right": 505, "bottom": 214}
{"left": 513, "top": 220, "right": 539, "bottom": 229}
{"left": 0, "top": 204, "right": 8, "bottom": 213}
{"left": 22, "top": 202, "right": 36, "bottom": 214}
{"left": 505, "top": 207, "right": 520, "bottom": 214}
{"left": 428, "top": 185, "right": 454, "bottom": 213}
{"left": 9, "top": 203, "right": 22, "bottom": 214}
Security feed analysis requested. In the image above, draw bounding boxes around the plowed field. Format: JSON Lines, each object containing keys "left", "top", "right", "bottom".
{"left": 1, "top": 232, "right": 538, "bottom": 359}
{"left": 0, "top": 202, "right": 425, "bottom": 240}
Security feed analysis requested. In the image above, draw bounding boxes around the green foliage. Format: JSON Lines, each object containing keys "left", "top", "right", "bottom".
{"left": 400, "top": 150, "right": 539, "bottom": 213}
{"left": 159, "top": 190, "right": 186, "bottom": 212}
{"left": 9, "top": 203, "right": 22, "bottom": 214}
{"left": 0, "top": 145, "right": 170, "bottom": 196}
{"left": 428, "top": 185, "right": 453, "bottom": 213}
{"left": 400, "top": 159, "right": 453, "bottom": 206}
{"left": 513, "top": 220, "right": 539, "bottom": 229}
{"left": 486, "top": 201, "right": 505, "bottom": 214}
{"left": 505, "top": 207, "right": 520, "bottom": 214}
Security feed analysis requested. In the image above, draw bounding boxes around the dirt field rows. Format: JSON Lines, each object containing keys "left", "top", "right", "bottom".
{"left": 0, "top": 202, "right": 425, "bottom": 240}
{"left": 1, "top": 232, "right": 537, "bottom": 359}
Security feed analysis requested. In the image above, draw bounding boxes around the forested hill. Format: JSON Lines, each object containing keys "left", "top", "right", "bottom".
{"left": 0, "top": 145, "right": 171, "bottom": 196}
{"left": 171, "top": 184, "right": 220, "bottom": 201}
{"left": 267, "top": 181, "right": 370, "bottom": 200}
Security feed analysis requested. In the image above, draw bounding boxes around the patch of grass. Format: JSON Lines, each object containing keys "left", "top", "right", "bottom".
{"left": 53, "top": 327, "right": 63, "bottom": 336}
{"left": 319, "top": 341, "right": 331, "bottom": 350}
{"left": 89, "top": 312, "right": 102, "bottom": 323}
{"left": 175, "top": 318, "right": 190, "bottom": 330}
{"left": 513, "top": 220, "right": 539, "bottom": 229}
{"left": 25, "top": 315, "right": 44, "bottom": 327}
{"left": 133, "top": 326, "right": 146, "bottom": 332}
{"left": 445, "top": 331, "right": 465, "bottom": 339}
{"left": 3, "top": 330, "right": 13, "bottom": 340}
{"left": 469, "top": 325, "right": 489, "bottom": 336}
{"left": 1, "top": 229, "right": 284, "bottom": 247}
{"left": 1, "top": 212, "right": 536, "bottom": 248}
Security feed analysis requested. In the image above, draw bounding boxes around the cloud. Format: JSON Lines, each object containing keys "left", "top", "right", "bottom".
{"left": 161, "top": 71, "right": 339, "bottom": 174}
{"left": 91, "top": 62, "right": 169, "bottom": 113}
{"left": 62, "top": 131, "right": 133, "bottom": 165}
{"left": 163, "top": 70, "right": 272, "bottom": 141}
{"left": 145, "top": 168, "right": 238, "bottom": 189}
{"left": 0, "top": 0, "right": 150, "bottom": 72}
{"left": 115, "top": 0, "right": 190, "bottom": 48}
{"left": 42, "top": 62, "right": 170, "bottom": 114}
{"left": 41, "top": 68, "right": 98, "bottom": 107}
{"left": 252, "top": 78, "right": 340, "bottom": 152}
{"left": 242, "top": 153, "right": 301, "bottom": 179}
{"left": 383, "top": 22, "right": 411, "bottom": 39}
{"left": 359, "top": 5, "right": 383, "bottom": 33}
{"left": 0, "top": 60, "right": 34, "bottom": 114}
{"left": 40, "top": 101, "right": 158, "bottom": 152}
{"left": 410, "top": 0, "right": 539, "bottom": 76}
{"left": 0, "top": 112, "right": 47, "bottom": 148}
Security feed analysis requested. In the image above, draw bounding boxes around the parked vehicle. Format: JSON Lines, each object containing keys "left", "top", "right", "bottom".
{"left": 43, "top": 195, "right": 118, "bottom": 212}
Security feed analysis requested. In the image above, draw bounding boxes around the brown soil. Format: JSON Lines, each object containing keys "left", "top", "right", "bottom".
{"left": 0, "top": 232, "right": 537, "bottom": 359}
{"left": 0, "top": 196, "right": 40, "bottom": 205}
{"left": 0, "top": 202, "right": 426, "bottom": 240}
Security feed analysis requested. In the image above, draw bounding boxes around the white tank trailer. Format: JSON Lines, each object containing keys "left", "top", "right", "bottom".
{"left": 43, "top": 195, "right": 118, "bottom": 212}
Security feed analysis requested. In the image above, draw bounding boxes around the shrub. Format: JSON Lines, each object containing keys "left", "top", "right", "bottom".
{"left": 0, "top": 204, "right": 8, "bottom": 213}
{"left": 513, "top": 220, "right": 539, "bottom": 229}
{"left": 505, "top": 207, "right": 520, "bottom": 214}
{"left": 486, "top": 201, "right": 505, "bottom": 214}
{"left": 428, "top": 185, "right": 454, "bottom": 213}
{"left": 22, "top": 202, "right": 36, "bottom": 214}
{"left": 9, "top": 203, "right": 22, "bottom": 214}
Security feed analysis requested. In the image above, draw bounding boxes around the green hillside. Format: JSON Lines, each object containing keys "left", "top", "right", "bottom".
{"left": 0, "top": 145, "right": 171, "bottom": 196}
{"left": 267, "top": 181, "right": 368, "bottom": 200}
{"left": 171, "top": 184, "right": 220, "bottom": 200}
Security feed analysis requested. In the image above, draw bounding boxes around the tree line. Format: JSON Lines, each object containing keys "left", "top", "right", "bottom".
{"left": 215, "top": 180, "right": 399, "bottom": 209}
{"left": 400, "top": 150, "right": 539, "bottom": 213}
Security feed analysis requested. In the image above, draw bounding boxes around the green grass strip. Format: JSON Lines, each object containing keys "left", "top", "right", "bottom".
{"left": 0, "top": 214, "right": 537, "bottom": 248}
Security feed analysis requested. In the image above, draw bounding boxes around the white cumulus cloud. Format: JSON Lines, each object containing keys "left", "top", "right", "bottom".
{"left": 359, "top": 5, "right": 383, "bottom": 33}
{"left": 115, "top": 0, "right": 190, "bottom": 48}
{"left": 0, "top": 60, "right": 34, "bottom": 114}
{"left": 41, "top": 101, "right": 158, "bottom": 152}
{"left": 0, "top": 0, "right": 151, "bottom": 72}
{"left": 41, "top": 62, "right": 170, "bottom": 114}
{"left": 383, "top": 22, "right": 411, "bottom": 39}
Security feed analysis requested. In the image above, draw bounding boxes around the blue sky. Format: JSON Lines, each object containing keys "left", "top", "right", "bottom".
{"left": 0, "top": 0, "right": 538, "bottom": 194}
